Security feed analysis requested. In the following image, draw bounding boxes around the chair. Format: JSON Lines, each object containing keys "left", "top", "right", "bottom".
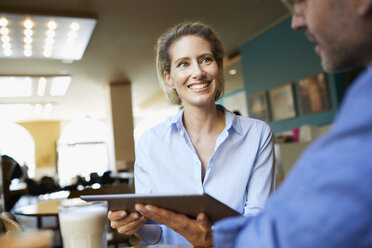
{"left": 0, "top": 212, "right": 22, "bottom": 234}
{"left": 1, "top": 155, "right": 26, "bottom": 211}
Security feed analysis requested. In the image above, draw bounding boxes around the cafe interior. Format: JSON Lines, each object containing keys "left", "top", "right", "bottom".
{"left": 0, "top": 0, "right": 363, "bottom": 247}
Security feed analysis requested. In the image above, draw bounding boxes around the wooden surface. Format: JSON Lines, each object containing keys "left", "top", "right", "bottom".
{"left": 0, "top": 230, "right": 53, "bottom": 248}
{"left": 13, "top": 198, "right": 85, "bottom": 217}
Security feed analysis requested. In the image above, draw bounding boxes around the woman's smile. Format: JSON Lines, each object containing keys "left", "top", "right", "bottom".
{"left": 188, "top": 81, "right": 211, "bottom": 91}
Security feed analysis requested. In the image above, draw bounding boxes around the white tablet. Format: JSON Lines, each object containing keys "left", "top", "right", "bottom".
{"left": 80, "top": 193, "right": 241, "bottom": 223}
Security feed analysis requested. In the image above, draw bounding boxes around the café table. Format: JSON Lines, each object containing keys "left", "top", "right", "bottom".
{"left": 13, "top": 198, "right": 135, "bottom": 247}
{"left": 13, "top": 198, "right": 83, "bottom": 229}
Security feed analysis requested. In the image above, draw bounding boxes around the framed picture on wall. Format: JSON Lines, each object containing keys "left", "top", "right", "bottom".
{"left": 247, "top": 91, "right": 270, "bottom": 122}
{"left": 269, "top": 83, "right": 297, "bottom": 121}
{"left": 297, "top": 72, "right": 330, "bottom": 115}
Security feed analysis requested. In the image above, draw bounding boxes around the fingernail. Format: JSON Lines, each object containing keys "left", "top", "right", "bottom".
{"left": 145, "top": 205, "right": 152, "bottom": 210}
{"left": 135, "top": 205, "right": 142, "bottom": 212}
{"left": 120, "top": 211, "right": 127, "bottom": 217}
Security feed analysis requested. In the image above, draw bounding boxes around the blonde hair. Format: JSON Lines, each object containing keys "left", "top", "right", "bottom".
{"left": 155, "top": 21, "right": 225, "bottom": 105}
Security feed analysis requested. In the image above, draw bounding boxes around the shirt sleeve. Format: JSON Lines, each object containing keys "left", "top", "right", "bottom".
{"left": 244, "top": 123, "right": 276, "bottom": 215}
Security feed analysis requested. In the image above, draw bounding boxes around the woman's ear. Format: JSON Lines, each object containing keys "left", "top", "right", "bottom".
{"left": 164, "top": 71, "right": 175, "bottom": 89}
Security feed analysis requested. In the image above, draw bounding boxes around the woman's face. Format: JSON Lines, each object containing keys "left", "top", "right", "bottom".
{"left": 164, "top": 35, "right": 220, "bottom": 108}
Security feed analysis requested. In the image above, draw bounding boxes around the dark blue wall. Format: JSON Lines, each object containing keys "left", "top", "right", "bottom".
{"left": 240, "top": 17, "right": 344, "bottom": 133}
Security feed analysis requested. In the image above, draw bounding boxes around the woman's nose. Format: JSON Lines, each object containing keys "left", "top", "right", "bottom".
{"left": 191, "top": 63, "right": 205, "bottom": 79}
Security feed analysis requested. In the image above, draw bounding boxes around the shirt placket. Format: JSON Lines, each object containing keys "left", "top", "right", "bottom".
{"left": 203, "top": 128, "right": 230, "bottom": 185}
{"left": 179, "top": 126, "right": 204, "bottom": 193}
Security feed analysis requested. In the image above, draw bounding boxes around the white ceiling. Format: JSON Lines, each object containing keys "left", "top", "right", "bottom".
{"left": 0, "top": 0, "right": 289, "bottom": 123}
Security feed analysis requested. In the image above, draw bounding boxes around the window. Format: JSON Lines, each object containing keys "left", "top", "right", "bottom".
{"left": 57, "top": 118, "right": 111, "bottom": 186}
{"left": 0, "top": 121, "right": 36, "bottom": 177}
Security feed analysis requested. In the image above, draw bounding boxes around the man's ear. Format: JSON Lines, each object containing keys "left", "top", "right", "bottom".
{"left": 164, "top": 71, "right": 175, "bottom": 89}
{"left": 356, "top": 0, "right": 372, "bottom": 16}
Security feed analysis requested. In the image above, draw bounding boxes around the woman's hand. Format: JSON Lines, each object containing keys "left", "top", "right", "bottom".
{"left": 108, "top": 210, "right": 147, "bottom": 235}
{"left": 135, "top": 204, "right": 213, "bottom": 247}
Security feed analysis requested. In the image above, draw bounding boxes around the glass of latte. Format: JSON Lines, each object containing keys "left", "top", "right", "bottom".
{"left": 58, "top": 201, "right": 108, "bottom": 248}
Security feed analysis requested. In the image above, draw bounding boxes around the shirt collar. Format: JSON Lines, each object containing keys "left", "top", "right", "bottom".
{"left": 221, "top": 105, "right": 243, "bottom": 136}
{"left": 168, "top": 107, "right": 185, "bottom": 131}
{"left": 168, "top": 105, "right": 243, "bottom": 135}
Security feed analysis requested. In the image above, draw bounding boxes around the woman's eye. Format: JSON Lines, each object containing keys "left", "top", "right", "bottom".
{"left": 201, "top": 57, "right": 213, "bottom": 63}
{"left": 177, "top": 62, "right": 188, "bottom": 68}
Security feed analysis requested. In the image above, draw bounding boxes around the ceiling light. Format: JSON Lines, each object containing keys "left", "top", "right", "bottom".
{"left": 0, "top": 27, "right": 9, "bottom": 35}
{"left": 4, "top": 49, "right": 11, "bottom": 56}
{"left": 46, "top": 29, "right": 56, "bottom": 38}
{"left": 0, "top": 17, "right": 8, "bottom": 27}
{"left": 0, "top": 104, "right": 33, "bottom": 118}
{"left": 70, "top": 22, "right": 80, "bottom": 31}
{"left": 43, "top": 50, "right": 52, "bottom": 57}
{"left": 0, "top": 12, "right": 96, "bottom": 60}
{"left": 47, "top": 20, "right": 57, "bottom": 30}
{"left": 23, "top": 19, "right": 34, "bottom": 29}
{"left": 24, "top": 36, "right": 33, "bottom": 44}
{"left": 228, "top": 69, "right": 238, "bottom": 75}
{"left": 34, "top": 103, "right": 42, "bottom": 115}
{"left": 50, "top": 76, "right": 71, "bottom": 96}
{"left": 0, "top": 76, "right": 32, "bottom": 97}
{"left": 0, "top": 75, "right": 71, "bottom": 97}
{"left": 37, "top": 77, "right": 47, "bottom": 96}
{"left": 1, "top": 35, "right": 10, "bottom": 43}
{"left": 2, "top": 43, "right": 11, "bottom": 50}
{"left": 24, "top": 49, "right": 32, "bottom": 57}
{"left": 44, "top": 103, "right": 53, "bottom": 115}
{"left": 24, "top": 29, "right": 33, "bottom": 36}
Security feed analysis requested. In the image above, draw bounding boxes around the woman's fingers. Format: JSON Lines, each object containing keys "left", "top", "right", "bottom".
{"left": 108, "top": 210, "right": 127, "bottom": 221}
{"left": 108, "top": 210, "right": 147, "bottom": 235}
{"left": 116, "top": 216, "right": 147, "bottom": 235}
{"left": 196, "top": 212, "right": 211, "bottom": 230}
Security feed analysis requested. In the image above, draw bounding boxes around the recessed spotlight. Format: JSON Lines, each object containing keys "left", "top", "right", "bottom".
{"left": 47, "top": 20, "right": 57, "bottom": 30}
{"left": 4, "top": 49, "right": 12, "bottom": 56}
{"left": 2, "top": 43, "right": 11, "bottom": 50}
{"left": 1, "top": 35, "right": 10, "bottom": 43}
{"left": 0, "top": 27, "right": 9, "bottom": 35}
{"left": 70, "top": 22, "right": 80, "bottom": 31}
{"left": 46, "top": 29, "right": 56, "bottom": 38}
{"left": 0, "top": 17, "right": 8, "bottom": 27}
{"left": 228, "top": 69, "right": 238, "bottom": 75}
{"left": 24, "top": 29, "right": 33, "bottom": 36}
{"left": 24, "top": 19, "right": 34, "bottom": 29}
{"left": 24, "top": 49, "right": 32, "bottom": 57}
{"left": 24, "top": 36, "right": 33, "bottom": 44}
{"left": 43, "top": 50, "right": 52, "bottom": 57}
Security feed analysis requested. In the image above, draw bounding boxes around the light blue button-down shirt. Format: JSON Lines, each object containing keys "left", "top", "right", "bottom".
{"left": 135, "top": 105, "right": 275, "bottom": 244}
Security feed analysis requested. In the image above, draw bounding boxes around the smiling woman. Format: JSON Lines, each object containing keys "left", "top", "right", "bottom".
{"left": 108, "top": 22, "right": 276, "bottom": 247}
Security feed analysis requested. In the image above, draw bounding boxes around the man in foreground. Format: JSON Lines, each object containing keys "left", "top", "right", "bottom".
{"left": 213, "top": 0, "right": 372, "bottom": 247}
